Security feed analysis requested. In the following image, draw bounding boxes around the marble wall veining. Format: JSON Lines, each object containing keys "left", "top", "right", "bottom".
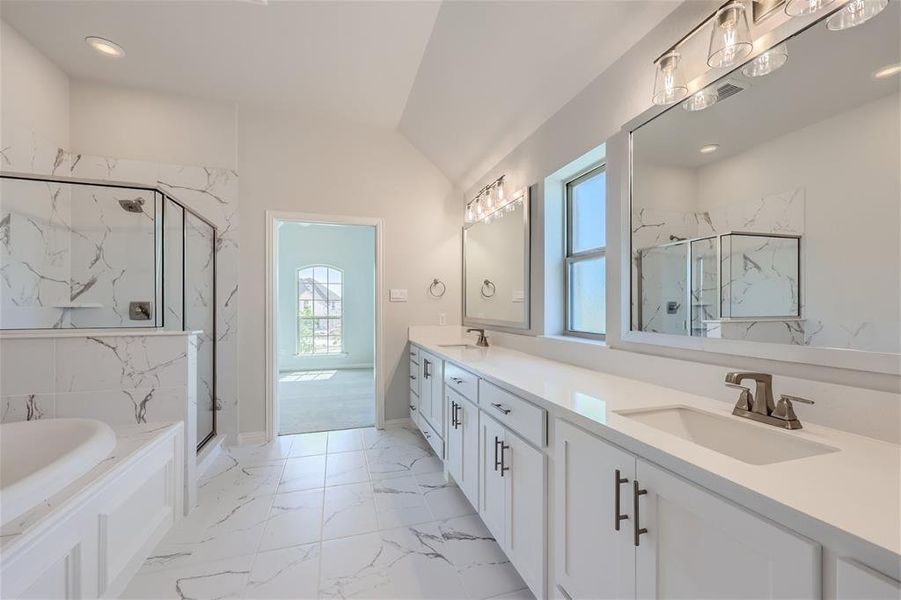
{"left": 0, "top": 122, "right": 240, "bottom": 442}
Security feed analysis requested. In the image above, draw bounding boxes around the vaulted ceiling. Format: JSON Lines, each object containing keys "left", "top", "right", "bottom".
{"left": 0, "top": 0, "right": 677, "bottom": 186}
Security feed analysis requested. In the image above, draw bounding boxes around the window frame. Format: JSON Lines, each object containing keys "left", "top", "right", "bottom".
{"left": 296, "top": 265, "right": 344, "bottom": 355}
{"left": 564, "top": 163, "right": 607, "bottom": 340}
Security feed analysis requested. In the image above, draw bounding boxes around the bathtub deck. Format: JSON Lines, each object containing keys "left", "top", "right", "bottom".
{"left": 0, "top": 422, "right": 181, "bottom": 553}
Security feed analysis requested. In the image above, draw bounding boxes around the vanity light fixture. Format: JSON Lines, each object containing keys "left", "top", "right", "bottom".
{"left": 465, "top": 176, "right": 517, "bottom": 224}
{"left": 873, "top": 62, "right": 901, "bottom": 79}
{"left": 652, "top": 50, "right": 689, "bottom": 105}
{"left": 683, "top": 87, "right": 719, "bottom": 111}
{"left": 707, "top": 2, "right": 753, "bottom": 68}
{"left": 741, "top": 43, "right": 788, "bottom": 77}
{"left": 700, "top": 144, "right": 720, "bottom": 153}
{"left": 826, "top": 0, "right": 888, "bottom": 30}
{"left": 85, "top": 36, "right": 125, "bottom": 58}
{"left": 784, "top": 0, "right": 834, "bottom": 16}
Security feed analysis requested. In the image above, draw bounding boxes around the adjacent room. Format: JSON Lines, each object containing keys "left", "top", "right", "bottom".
{"left": 276, "top": 220, "right": 376, "bottom": 435}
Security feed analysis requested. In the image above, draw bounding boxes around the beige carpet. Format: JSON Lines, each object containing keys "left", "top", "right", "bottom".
{"left": 278, "top": 368, "right": 375, "bottom": 435}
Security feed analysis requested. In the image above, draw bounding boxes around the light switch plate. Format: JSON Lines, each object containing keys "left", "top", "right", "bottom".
{"left": 389, "top": 289, "right": 408, "bottom": 302}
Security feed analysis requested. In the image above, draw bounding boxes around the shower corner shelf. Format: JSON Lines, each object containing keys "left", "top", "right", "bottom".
{"left": 52, "top": 303, "right": 104, "bottom": 309}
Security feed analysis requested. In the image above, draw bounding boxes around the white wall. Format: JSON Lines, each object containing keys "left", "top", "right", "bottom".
{"left": 277, "top": 222, "right": 375, "bottom": 371}
{"left": 238, "top": 107, "right": 461, "bottom": 432}
{"left": 0, "top": 20, "right": 69, "bottom": 148}
{"left": 69, "top": 80, "right": 237, "bottom": 170}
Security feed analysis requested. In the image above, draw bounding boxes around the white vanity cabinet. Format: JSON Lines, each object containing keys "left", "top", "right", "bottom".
{"left": 479, "top": 411, "right": 547, "bottom": 598}
{"left": 555, "top": 419, "right": 821, "bottom": 600}
{"left": 446, "top": 387, "right": 479, "bottom": 507}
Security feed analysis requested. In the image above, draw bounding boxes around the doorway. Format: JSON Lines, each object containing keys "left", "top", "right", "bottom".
{"left": 267, "top": 214, "right": 381, "bottom": 437}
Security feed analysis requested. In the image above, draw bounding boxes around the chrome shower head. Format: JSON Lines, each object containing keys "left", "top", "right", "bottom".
{"left": 118, "top": 197, "right": 145, "bottom": 213}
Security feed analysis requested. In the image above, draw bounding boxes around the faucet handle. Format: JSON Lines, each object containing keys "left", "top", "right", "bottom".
{"left": 725, "top": 382, "right": 752, "bottom": 411}
{"left": 773, "top": 394, "right": 814, "bottom": 425}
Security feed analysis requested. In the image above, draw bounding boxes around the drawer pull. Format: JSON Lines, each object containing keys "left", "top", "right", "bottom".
{"left": 410, "top": 375, "right": 416, "bottom": 380}
{"left": 614, "top": 469, "right": 629, "bottom": 531}
{"left": 409, "top": 404, "right": 416, "bottom": 411}
{"left": 422, "top": 429, "right": 431, "bottom": 439}
{"left": 450, "top": 376, "right": 463, "bottom": 384}
{"left": 491, "top": 402, "right": 511, "bottom": 415}
{"left": 633, "top": 480, "right": 648, "bottom": 547}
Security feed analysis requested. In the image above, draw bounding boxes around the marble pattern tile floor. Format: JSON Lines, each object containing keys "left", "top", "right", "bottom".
{"left": 122, "top": 424, "right": 532, "bottom": 599}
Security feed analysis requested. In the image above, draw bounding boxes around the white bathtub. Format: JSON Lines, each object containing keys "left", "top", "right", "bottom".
{"left": 0, "top": 418, "right": 116, "bottom": 527}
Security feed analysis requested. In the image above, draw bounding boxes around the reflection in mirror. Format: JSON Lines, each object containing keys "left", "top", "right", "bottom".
{"left": 631, "top": 3, "right": 900, "bottom": 353}
{"left": 464, "top": 188, "right": 529, "bottom": 329}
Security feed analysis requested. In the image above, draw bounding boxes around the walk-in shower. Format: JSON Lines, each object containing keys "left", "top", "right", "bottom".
{"left": 0, "top": 175, "right": 217, "bottom": 449}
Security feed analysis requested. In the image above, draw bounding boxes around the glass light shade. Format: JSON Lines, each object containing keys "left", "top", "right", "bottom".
{"left": 652, "top": 51, "right": 688, "bottom": 105}
{"left": 741, "top": 43, "right": 789, "bottom": 77}
{"left": 476, "top": 199, "right": 485, "bottom": 218}
{"left": 826, "top": 0, "right": 887, "bottom": 30}
{"left": 707, "top": 2, "right": 753, "bottom": 69}
{"left": 683, "top": 87, "right": 719, "bottom": 111}
{"left": 495, "top": 180, "right": 504, "bottom": 204}
{"left": 482, "top": 191, "right": 494, "bottom": 210}
{"left": 784, "top": 0, "right": 835, "bottom": 16}
{"left": 465, "top": 204, "right": 475, "bottom": 222}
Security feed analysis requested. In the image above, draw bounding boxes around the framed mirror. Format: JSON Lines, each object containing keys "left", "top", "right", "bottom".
{"left": 628, "top": 3, "right": 900, "bottom": 373}
{"left": 463, "top": 186, "right": 530, "bottom": 331}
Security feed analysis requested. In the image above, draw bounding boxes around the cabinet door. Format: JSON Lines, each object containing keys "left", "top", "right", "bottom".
{"left": 555, "top": 420, "right": 635, "bottom": 600}
{"left": 505, "top": 428, "right": 546, "bottom": 599}
{"left": 479, "top": 414, "right": 507, "bottom": 545}
{"left": 409, "top": 389, "right": 419, "bottom": 422}
{"left": 419, "top": 354, "right": 434, "bottom": 424}
{"left": 458, "top": 394, "right": 480, "bottom": 506}
{"left": 635, "top": 459, "right": 820, "bottom": 599}
{"left": 836, "top": 558, "right": 901, "bottom": 599}
{"left": 429, "top": 356, "right": 445, "bottom": 434}
{"left": 446, "top": 389, "right": 463, "bottom": 485}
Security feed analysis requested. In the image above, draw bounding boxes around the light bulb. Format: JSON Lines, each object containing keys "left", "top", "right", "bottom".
{"left": 700, "top": 144, "right": 720, "bottom": 154}
{"left": 683, "top": 87, "right": 719, "bottom": 112}
{"left": 784, "top": 0, "right": 834, "bottom": 16}
{"left": 707, "top": 2, "right": 753, "bottom": 69}
{"left": 741, "top": 43, "right": 788, "bottom": 78}
{"left": 826, "top": 0, "right": 887, "bottom": 30}
{"left": 652, "top": 50, "right": 689, "bottom": 105}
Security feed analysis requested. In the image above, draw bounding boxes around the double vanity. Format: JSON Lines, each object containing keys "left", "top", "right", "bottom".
{"left": 408, "top": 326, "right": 900, "bottom": 600}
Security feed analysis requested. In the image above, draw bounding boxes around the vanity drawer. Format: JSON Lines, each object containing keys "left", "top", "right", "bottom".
{"left": 478, "top": 380, "right": 547, "bottom": 447}
{"left": 418, "top": 411, "right": 444, "bottom": 459}
{"left": 409, "top": 359, "right": 420, "bottom": 395}
{"left": 409, "top": 388, "right": 419, "bottom": 419}
{"left": 409, "top": 345, "right": 420, "bottom": 365}
{"left": 445, "top": 361, "right": 478, "bottom": 401}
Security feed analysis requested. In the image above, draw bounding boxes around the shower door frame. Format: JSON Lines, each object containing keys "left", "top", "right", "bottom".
{"left": 0, "top": 173, "right": 218, "bottom": 451}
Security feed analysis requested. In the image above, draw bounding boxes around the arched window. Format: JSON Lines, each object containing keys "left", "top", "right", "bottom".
{"left": 297, "top": 265, "right": 343, "bottom": 355}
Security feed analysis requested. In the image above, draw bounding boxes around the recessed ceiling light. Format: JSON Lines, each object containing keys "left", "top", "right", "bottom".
{"left": 85, "top": 36, "right": 125, "bottom": 58}
{"left": 700, "top": 144, "right": 720, "bottom": 154}
{"left": 873, "top": 63, "right": 901, "bottom": 79}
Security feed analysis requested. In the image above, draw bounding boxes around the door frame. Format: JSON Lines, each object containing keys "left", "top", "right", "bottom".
{"left": 265, "top": 210, "right": 385, "bottom": 440}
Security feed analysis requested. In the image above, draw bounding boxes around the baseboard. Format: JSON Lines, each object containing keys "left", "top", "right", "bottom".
{"left": 277, "top": 364, "right": 374, "bottom": 373}
{"left": 237, "top": 430, "right": 268, "bottom": 445}
{"left": 196, "top": 434, "right": 226, "bottom": 476}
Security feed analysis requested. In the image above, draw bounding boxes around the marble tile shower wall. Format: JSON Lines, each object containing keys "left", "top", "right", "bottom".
{"left": 0, "top": 123, "right": 240, "bottom": 442}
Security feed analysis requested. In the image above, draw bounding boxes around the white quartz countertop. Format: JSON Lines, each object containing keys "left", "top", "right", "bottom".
{"left": 409, "top": 326, "right": 901, "bottom": 566}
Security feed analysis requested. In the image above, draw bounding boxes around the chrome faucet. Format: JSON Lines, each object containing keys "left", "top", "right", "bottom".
{"left": 467, "top": 328, "right": 489, "bottom": 348}
{"left": 724, "top": 372, "right": 814, "bottom": 430}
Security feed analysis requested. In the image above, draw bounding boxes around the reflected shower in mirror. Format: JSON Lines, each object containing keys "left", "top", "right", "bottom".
{"left": 630, "top": 3, "right": 900, "bottom": 353}
{"left": 464, "top": 187, "right": 530, "bottom": 330}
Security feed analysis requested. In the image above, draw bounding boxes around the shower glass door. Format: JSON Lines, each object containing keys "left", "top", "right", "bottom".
{"left": 184, "top": 211, "right": 216, "bottom": 449}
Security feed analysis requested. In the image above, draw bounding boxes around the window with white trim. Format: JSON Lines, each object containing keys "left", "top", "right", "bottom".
{"left": 297, "top": 265, "right": 343, "bottom": 354}
{"left": 565, "top": 165, "right": 606, "bottom": 338}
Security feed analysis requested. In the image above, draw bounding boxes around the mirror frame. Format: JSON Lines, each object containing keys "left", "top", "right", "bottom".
{"left": 618, "top": 5, "right": 901, "bottom": 376}
{"left": 463, "top": 186, "right": 531, "bottom": 332}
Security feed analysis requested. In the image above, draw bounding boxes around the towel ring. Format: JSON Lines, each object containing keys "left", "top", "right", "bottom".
{"left": 428, "top": 278, "right": 446, "bottom": 298}
{"left": 481, "top": 279, "right": 496, "bottom": 298}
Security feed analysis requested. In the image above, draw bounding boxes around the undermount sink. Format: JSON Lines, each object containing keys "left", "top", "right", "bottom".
{"left": 438, "top": 343, "right": 480, "bottom": 350}
{"left": 616, "top": 406, "right": 839, "bottom": 465}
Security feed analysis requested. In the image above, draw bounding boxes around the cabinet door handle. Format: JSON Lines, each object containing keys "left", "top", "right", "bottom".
{"left": 423, "top": 359, "right": 431, "bottom": 379}
{"left": 493, "top": 436, "right": 501, "bottom": 471}
{"left": 453, "top": 403, "right": 462, "bottom": 429}
{"left": 499, "top": 440, "right": 510, "bottom": 477}
{"left": 491, "top": 402, "right": 511, "bottom": 415}
{"left": 450, "top": 401, "right": 458, "bottom": 427}
{"left": 614, "top": 469, "right": 629, "bottom": 531}
{"left": 633, "top": 480, "right": 648, "bottom": 547}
